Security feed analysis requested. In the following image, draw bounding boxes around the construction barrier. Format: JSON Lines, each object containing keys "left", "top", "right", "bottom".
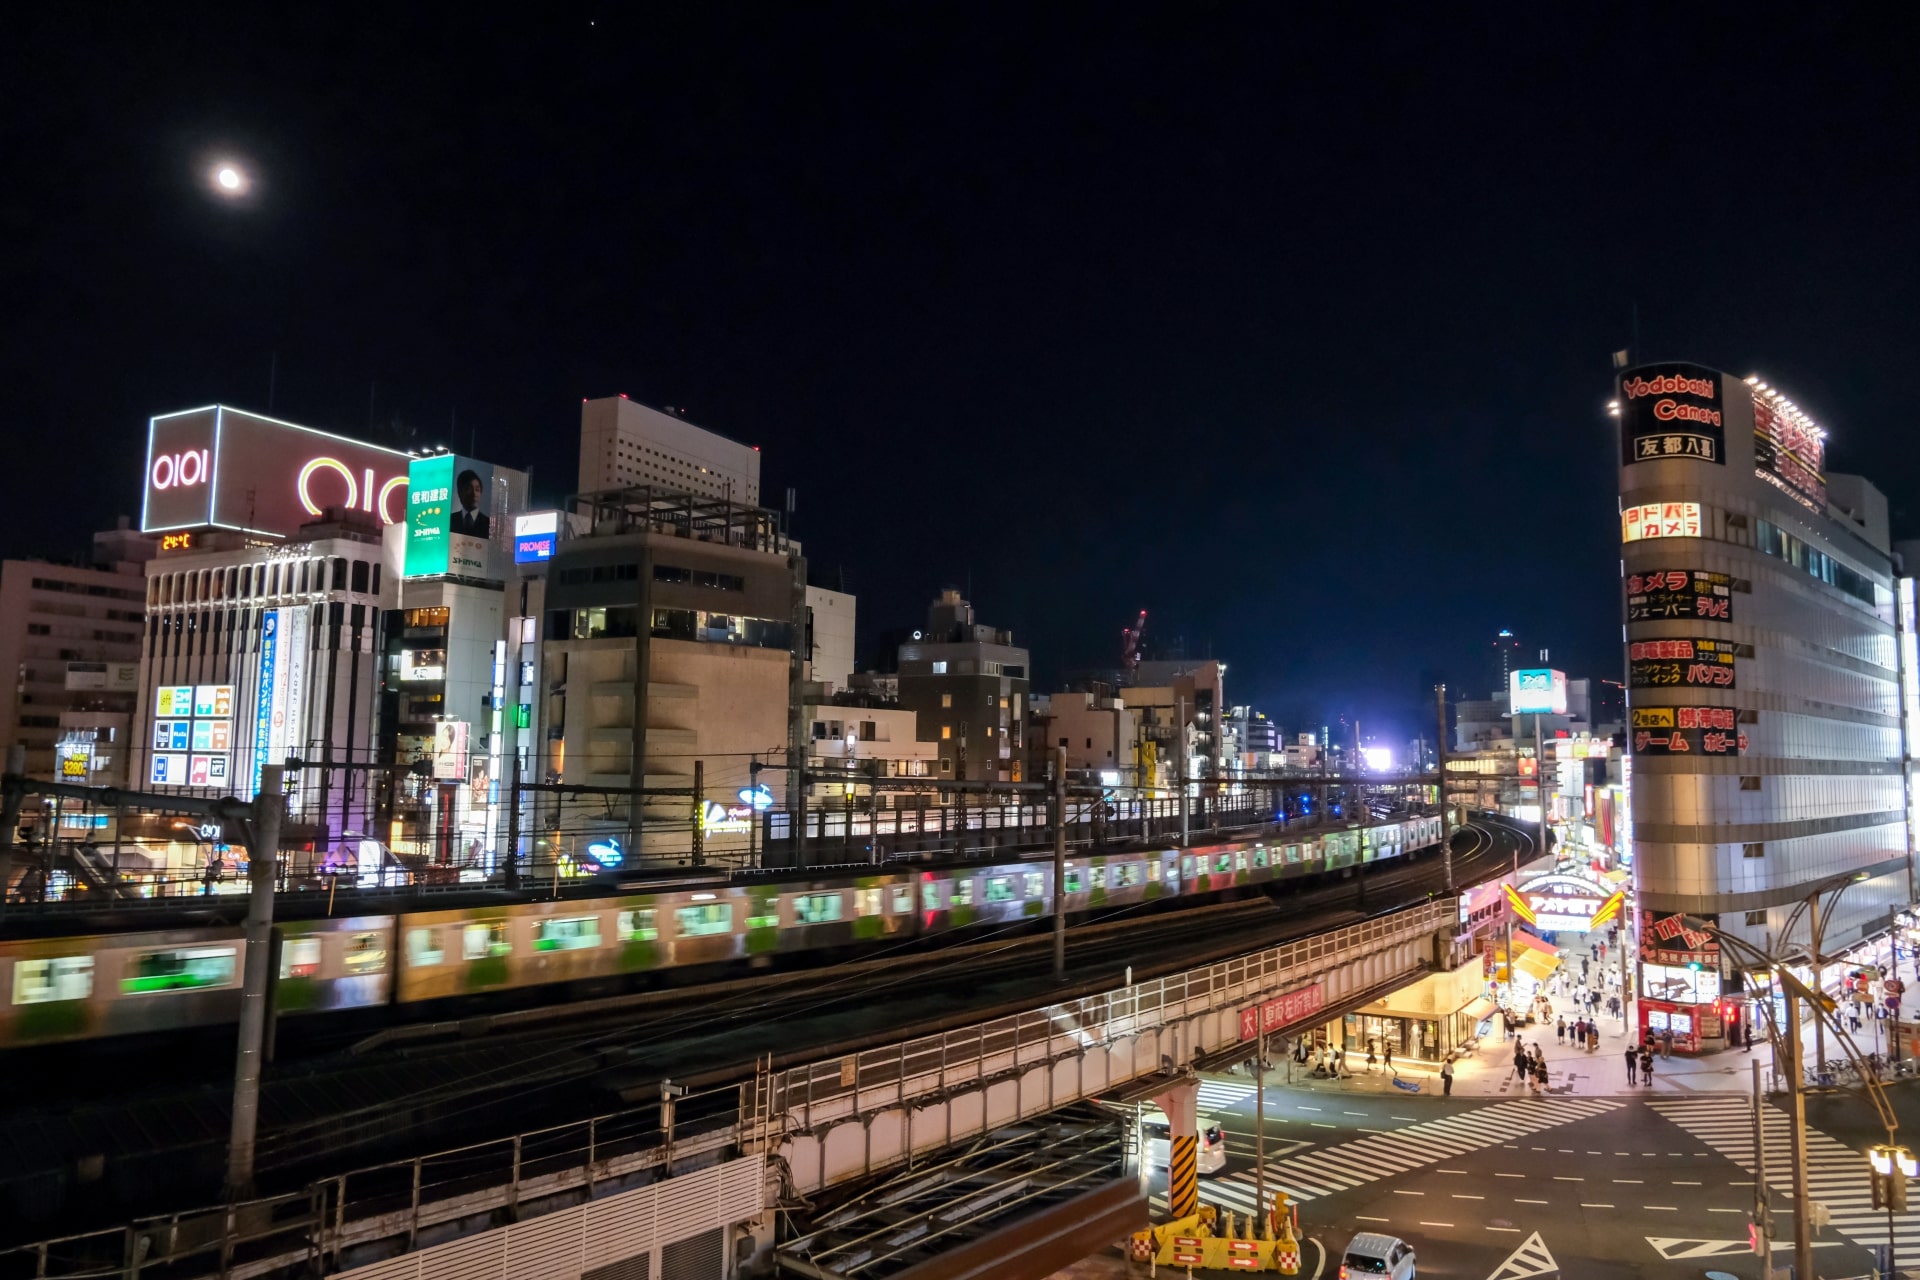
{"left": 1128, "top": 1197, "right": 1301, "bottom": 1274}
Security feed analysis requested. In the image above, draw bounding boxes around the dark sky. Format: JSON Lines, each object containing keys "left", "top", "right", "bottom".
{"left": 7, "top": 6, "right": 1919, "bottom": 744}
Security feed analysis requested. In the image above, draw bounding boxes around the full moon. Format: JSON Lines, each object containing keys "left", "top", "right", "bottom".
{"left": 212, "top": 163, "right": 249, "bottom": 195}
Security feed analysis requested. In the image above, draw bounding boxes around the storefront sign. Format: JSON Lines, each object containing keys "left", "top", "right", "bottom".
{"left": 1627, "top": 568, "right": 1734, "bottom": 622}
{"left": 1237, "top": 983, "right": 1326, "bottom": 1040}
{"left": 1622, "top": 501, "right": 1702, "bottom": 543}
{"left": 1514, "top": 871, "right": 1614, "bottom": 932}
{"left": 1620, "top": 363, "right": 1725, "bottom": 466}
{"left": 1641, "top": 962, "right": 1719, "bottom": 1005}
{"left": 1630, "top": 705, "right": 1744, "bottom": 756}
{"left": 1639, "top": 909, "right": 1719, "bottom": 968}
{"left": 1753, "top": 390, "right": 1826, "bottom": 511}
{"left": 1629, "top": 638, "right": 1736, "bottom": 689}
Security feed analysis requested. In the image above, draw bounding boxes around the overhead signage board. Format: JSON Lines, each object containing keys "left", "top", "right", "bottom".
{"left": 1509, "top": 668, "right": 1567, "bottom": 715}
{"left": 406, "top": 455, "right": 496, "bottom": 578}
{"left": 1620, "top": 363, "right": 1725, "bottom": 466}
{"left": 65, "top": 661, "right": 140, "bottom": 692}
{"left": 153, "top": 683, "right": 235, "bottom": 789}
{"left": 1752, "top": 390, "right": 1827, "bottom": 512}
{"left": 143, "top": 406, "right": 412, "bottom": 538}
{"left": 1630, "top": 705, "right": 1743, "bottom": 756}
{"left": 1629, "top": 638, "right": 1736, "bottom": 689}
{"left": 1622, "top": 502, "right": 1702, "bottom": 542}
{"left": 513, "top": 510, "right": 560, "bottom": 563}
{"left": 1627, "top": 569, "right": 1734, "bottom": 622}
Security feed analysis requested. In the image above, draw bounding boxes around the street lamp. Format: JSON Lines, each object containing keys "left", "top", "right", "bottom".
{"left": 1870, "top": 1144, "right": 1915, "bottom": 1273}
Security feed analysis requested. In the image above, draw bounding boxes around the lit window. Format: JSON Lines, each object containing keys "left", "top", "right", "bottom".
{"left": 795, "top": 894, "right": 843, "bottom": 924}
{"left": 280, "top": 936, "right": 322, "bottom": 979}
{"left": 746, "top": 899, "right": 779, "bottom": 930}
{"left": 676, "top": 903, "right": 733, "bottom": 936}
{"left": 985, "top": 877, "right": 1014, "bottom": 903}
{"left": 463, "top": 921, "right": 511, "bottom": 959}
{"left": 407, "top": 928, "right": 445, "bottom": 966}
{"left": 891, "top": 885, "right": 913, "bottom": 912}
{"left": 534, "top": 917, "right": 602, "bottom": 951}
{"left": 12, "top": 956, "right": 93, "bottom": 1004}
{"left": 344, "top": 933, "right": 387, "bottom": 973}
{"left": 941, "top": 693, "right": 952, "bottom": 708}
{"left": 932, "top": 661, "right": 948, "bottom": 674}
{"left": 921, "top": 881, "right": 941, "bottom": 911}
{"left": 941, "top": 725, "right": 952, "bottom": 740}
{"left": 857, "top": 888, "right": 883, "bottom": 916}
{"left": 1024, "top": 872, "right": 1043, "bottom": 896}
{"left": 617, "top": 908, "right": 659, "bottom": 941}
{"left": 1065, "top": 871, "right": 1083, "bottom": 892}
{"left": 123, "top": 947, "right": 237, "bottom": 994}
{"left": 954, "top": 878, "right": 976, "bottom": 905}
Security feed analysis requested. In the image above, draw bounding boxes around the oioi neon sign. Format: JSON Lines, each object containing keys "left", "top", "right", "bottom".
{"left": 296, "top": 458, "right": 409, "bottom": 524}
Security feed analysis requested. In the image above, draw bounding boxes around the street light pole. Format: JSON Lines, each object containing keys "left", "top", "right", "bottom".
{"left": 1810, "top": 890, "right": 1827, "bottom": 1081}
{"left": 1783, "top": 981, "right": 1815, "bottom": 1280}
{"left": 1434, "top": 683, "right": 1454, "bottom": 892}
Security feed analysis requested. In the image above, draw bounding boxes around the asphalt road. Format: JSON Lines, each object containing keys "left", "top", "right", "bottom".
{"left": 1146, "top": 1072, "right": 1905, "bottom": 1279}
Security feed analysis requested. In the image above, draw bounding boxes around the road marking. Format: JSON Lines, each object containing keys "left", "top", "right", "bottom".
{"left": 1552, "top": 1176, "right": 1582, "bottom": 1181}
{"left": 1344, "top": 1110, "right": 1366, "bottom": 1116}
{"left": 1613, "top": 1179, "right": 1642, "bottom": 1184}
{"left": 1453, "top": 1194, "right": 1485, "bottom": 1200}
{"left": 1418, "top": 1221, "right": 1454, "bottom": 1228}
{"left": 1708, "top": 1208, "right": 1745, "bottom": 1214}
{"left": 1674, "top": 1180, "right": 1701, "bottom": 1186}
{"left": 1361, "top": 1127, "right": 1389, "bottom": 1134}
{"left": 1486, "top": 1228, "right": 1558, "bottom": 1279}
{"left": 1495, "top": 1172, "right": 1525, "bottom": 1178}
{"left": 1557, "top": 1148, "right": 1572, "bottom": 1153}
{"left": 1646, "top": 1205, "right": 1678, "bottom": 1211}
{"left": 1309, "top": 1237, "right": 1325, "bottom": 1280}
{"left": 1298, "top": 1105, "right": 1321, "bottom": 1111}
{"left": 1515, "top": 1198, "right": 1548, "bottom": 1204}
{"left": 1437, "top": 1168, "right": 1467, "bottom": 1175}
{"left": 1311, "top": 1123, "right": 1335, "bottom": 1128}
{"left": 1614, "top": 1150, "right": 1629, "bottom": 1155}
{"left": 1587, "top": 1150, "right": 1601, "bottom": 1155}
{"left": 1581, "top": 1202, "right": 1615, "bottom": 1208}
{"left": 1393, "top": 1190, "right": 1424, "bottom": 1196}
{"left": 1356, "top": 1215, "right": 1390, "bottom": 1223}
{"left": 1392, "top": 1116, "right": 1417, "bottom": 1121}
{"left": 1487, "top": 1226, "right": 1521, "bottom": 1233}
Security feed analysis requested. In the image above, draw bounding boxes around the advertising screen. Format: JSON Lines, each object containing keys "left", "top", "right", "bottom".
{"left": 143, "top": 406, "right": 412, "bottom": 537}
{"left": 1629, "top": 638, "right": 1736, "bottom": 689}
{"left": 432, "top": 720, "right": 470, "bottom": 780}
{"left": 1619, "top": 362, "right": 1725, "bottom": 466}
{"left": 406, "top": 455, "right": 497, "bottom": 577}
{"left": 1631, "top": 705, "right": 1742, "bottom": 756}
{"left": 153, "top": 683, "right": 235, "bottom": 788}
{"left": 1627, "top": 569, "right": 1733, "bottom": 622}
{"left": 514, "top": 510, "right": 560, "bottom": 563}
{"left": 1753, "top": 390, "right": 1827, "bottom": 511}
{"left": 1509, "top": 668, "right": 1567, "bottom": 715}
{"left": 1621, "top": 501, "right": 1701, "bottom": 543}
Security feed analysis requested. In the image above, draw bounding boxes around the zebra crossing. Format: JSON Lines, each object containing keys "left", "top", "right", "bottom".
{"left": 1196, "top": 1080, "right": 1260, "bottom": 1111}
{"left": 1650, "top": 1097, "right": 1920, "bottom": 1254}
{"left": 1190, "top": 1095, "right": 1624, "bottom": 1217}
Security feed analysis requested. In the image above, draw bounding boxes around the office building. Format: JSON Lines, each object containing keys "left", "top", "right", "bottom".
{"left": 805, "top": 583, "right": 856, "bottom": 692}
{"left": 0, "top": 521, "right": 152, "bottom": 793}
{"left": 895, "top": 591, "right": 1030, "bottom": 785}
{"left": 1616, "top": 360, "right": 1916, "bottom": 1052}
{"left": 577, "top": 396, "right": 761, "bottom": 505}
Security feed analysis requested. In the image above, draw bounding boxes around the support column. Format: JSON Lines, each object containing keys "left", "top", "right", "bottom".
{"left": 227, "top": 764, "right": 284, "bottom": 1198}
{"left": 1153, "top": 1079, "right": 1200, "bottom": 1220}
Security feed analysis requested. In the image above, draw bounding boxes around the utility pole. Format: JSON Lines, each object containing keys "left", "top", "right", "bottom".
{"left": 1533, "top": 714, "right": 1549, "bottom": 865}
{"left": 505, "top": 747, "right": 521, "bottom": 888}
{"left": 227, "top": 763, "right": 285, "bottom": 1198}
{"left": 1752, "top": 1058, "right": 1772, "bottom": 1275}
{"left": 1433, "top": 684, "right": 1453, "bottom": 892}
{"left": 691, "top": 758, "right": 705, "bottom": 867}
{"left": 1784, "top": 982, "right": 1815, "bottom": 1280}
{"left": 1810, "top": 892, "right": 1827, "bottom": 1080}
{"left": 1052, "top": 746, "right": 1067, "bottom": 981}
{"left": 1255, "top": 1028, "right": 1267, "bottom": 1213}
{"left": 0, "top": 745, "right": 23, "bottom": 917}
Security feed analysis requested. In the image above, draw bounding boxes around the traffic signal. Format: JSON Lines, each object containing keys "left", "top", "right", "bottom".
{"left": 1747, "top": 1219, "right": 1761, "bottom": 1254}
{"left": 1872, "top": 1169, "right": 1910, "bottom": 1212}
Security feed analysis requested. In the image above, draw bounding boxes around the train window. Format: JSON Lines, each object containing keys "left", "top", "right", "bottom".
{"left": 344, "top": 933, "right": 387, "bottom": 974}
{"left": 1286, "top": 845, "right": 1302, "bottom": 864}
{"left": 13, "top": 956, "right": 93, "bottom": 1004}
{"left": 953, "top": 878, "right": 976, "bottom": 906}
{"left": 676, "top": 904, "right": 733, "bottom": 936}
{"left": 1065, "top": 870, "right": 1082, "bottom": 893}
{"left": 796, "top": 894, "right": 843, "bottom": 924}
{"left": 462, "top": 922, "right": 511, "bottom": 960}
{"left": 920, "top": 881, "right": 941, "bottom": 911}
{"left": 534, "top": 918, "right": 602, "bottom": 951}
{"left": 856, "top": 888, "right": 882, "bottom": 917}
{"left": 407, "top": 928, "right": 445, "bottom": 966}
{"left": 1148, "top": 860, "right": 1160, "bottom": 881}
{"left": 1090, "top": 867, "right": 1106, "bottom": 889}
{"left": 1023, "top": 872, "right": 1043, "bottom": 897}
{"left": 123, "top": 947, "right": 237, "bottom": 994}
{"left": 280, "top": 936, "right": 322, "bottom": 979}
{"left": 891, "top": 885, "right": 912, "bottom": 912}
{"left": 1117, "top": 864, "right": 1142, "bottom": 887}
{"left": 1235, "top": 852, "right": 1248, "bottom": 872}
{"left": 984, "top": 877, "right": 1013, "bottom": 903}
{"left": 1253, "top": 848, "right": 1269, "bottom": 868}
{"left": 1181, "top": 856, "right": 1195, "bottom": 877}
{"left": 617, "top": 909, "right": 658, "bottom": 941}
{"left": 746, "top": 900, "right": 778, "bottom": 930}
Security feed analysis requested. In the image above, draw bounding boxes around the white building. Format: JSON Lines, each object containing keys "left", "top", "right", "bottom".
{"left": 577, "top": 396, "right": 761, "bottom": 505}
{"left": 805, "top": 584, "right": 856, "bottom": 692}
{"left": 805, "top": 700, "right": 936, "bottom": 803}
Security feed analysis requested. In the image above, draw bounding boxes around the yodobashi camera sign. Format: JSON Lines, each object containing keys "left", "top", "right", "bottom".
{"left": 143, "top": 406, "right": 413, "bottom": 538}
{"left": 1510, "top": 668, "right": 1567, "bottom": 715}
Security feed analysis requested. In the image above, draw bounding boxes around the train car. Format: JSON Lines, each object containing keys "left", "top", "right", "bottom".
{"left": 274, "top": 915, "right": 396, "bottom": 1014}
{"left": 0, "top": 926, "right": 246, "bottom": 1045}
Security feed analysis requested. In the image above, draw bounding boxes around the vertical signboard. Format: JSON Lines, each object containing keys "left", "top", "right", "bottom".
{"left": 253, "top": 611, "right": 281, "bottom": 794}
{"left": 1752, "top": 390, "right": 1827, "bottom": 511}
{"left": 1619, "top": 363, "right": 1725, "bottom": 466}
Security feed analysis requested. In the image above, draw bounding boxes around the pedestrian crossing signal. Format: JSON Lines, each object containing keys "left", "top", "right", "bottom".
{"left": 1747, "top": 1220, "right": 1761, "bottom": 1253}
{"left": 1871, "top": 1170, "right": 1908, "bottom": 1212}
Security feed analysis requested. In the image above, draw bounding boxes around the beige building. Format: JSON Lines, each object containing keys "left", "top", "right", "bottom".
{"left": 804, "top": 698, "right": 936, "bottom": 804}
{"left": 1036, "top": 689, "right": 1139, "bottom": 782}
{"left": 577, "top": 396, "right": 761, "bottom": 505}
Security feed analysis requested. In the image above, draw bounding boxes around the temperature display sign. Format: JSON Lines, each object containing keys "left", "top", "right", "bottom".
{"left": 1630, "top": 638, "right": 1736, "bottom": 689}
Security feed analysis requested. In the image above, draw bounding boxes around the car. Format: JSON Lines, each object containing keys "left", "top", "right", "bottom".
{"left": 1339, "top": 1232, "right": 1416, "bottom": 1279}
{"left": 1142, "top": 1110, "right": 1228, "bottom": 1176}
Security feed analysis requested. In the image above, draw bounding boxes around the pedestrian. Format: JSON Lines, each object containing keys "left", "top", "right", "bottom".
{"left": 1744, "top": 1022, "right": 1755, "bottom": 1053}
{"left": 1366, "top": 1041, "right": 1378, "bottom": 1073}
{"left": 1557, "top": 1016, "right": 1566, "bottom": 1045}
{"left": 1625, "top": 1045, "right": 1638, "bottom": 1084}
{"left": 1640, "top": 1045, "right": 1654, "bottom": 1086}
{"left": 1441, "top": 1057, "right": 1455, "bottom": 1096}
{"left": 1383, "top": 1043, "right": 1393, "bottom": 1073}
{"left": 1662, "top": 1027, "right": 1674, "bottom": 1058}
{"left": 1535, "top": 1058, "right": 1548, "bottom": 1094}
{"left": 1334, "top": 1046, "right": 1346, "bottom": 1077}
{"left": 1512, "top": 1041, "right": 1527, "bottom": 1082}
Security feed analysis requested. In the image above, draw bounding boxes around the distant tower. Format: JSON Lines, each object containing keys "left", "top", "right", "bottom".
{"left": 1491, "top": 628, "right": 1523, "bottom": 694}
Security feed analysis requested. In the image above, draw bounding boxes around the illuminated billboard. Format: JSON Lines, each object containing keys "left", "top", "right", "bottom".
{"left": 1629, "top": 637, "right": 1735, "bottom": 689}
{"left": 514, "top": 510, "right": 560, "bottom": 563}
{"left": 1752, "top": 387, "right": 1827, "bottom": 512}
{"left": 1509, "top": 668, "right": 1567, "bottom": 715}
{"left": 1627, "top": 569, "right": 1733, "bottom": 622}
{"left": 1619, "top": 363, "right": 1724, "bottom": 466}
{"left": 143, "top": 406, "right": 412, "bottom": 538}
{"left": 1630, "top": 705, "right": 1743, "bottom": 756}
{"left": 405, "top": 455, "right": 497, "bottom": 578}
{"left": 1621, "top": 502, "right": 1701, "bottom": 542}
{"left": 152, "top": 683, "right": 235, "bottom": 789}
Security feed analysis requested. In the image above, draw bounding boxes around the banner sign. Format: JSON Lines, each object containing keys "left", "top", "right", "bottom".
{"left": 1631, "top": 705, "right": 1744, "bottom": 756}
{"left": 1629, "top": 637, "right": 1736, "bottom": 689}
{"left": 1627, "top": 569, "right": 1734, "bottom": 622}
{"left": 1237, "top": 983, "right": 1326, "bottom": 1040}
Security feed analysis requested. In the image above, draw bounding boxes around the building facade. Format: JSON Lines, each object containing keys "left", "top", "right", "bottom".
{"left": 1616, "top": 360, "right": 1916, "bottom": 1051}
{"left": 577, "top": 396, "right": 761, "bottom": 505}
{"left": 895, "top": 591, "right": 1030, "bottom": 785}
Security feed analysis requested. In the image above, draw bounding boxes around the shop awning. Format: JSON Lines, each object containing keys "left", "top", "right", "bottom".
{"left": 1602, "top": 868, "right": 1630, "bottom": 885}
{"left": 1513, "top": 948, "right": 1559, "bottom": 982}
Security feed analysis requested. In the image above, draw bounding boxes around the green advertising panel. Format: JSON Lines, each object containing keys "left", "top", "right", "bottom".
{"left": 404, "top": 455, "right": 455, "bottom": 577}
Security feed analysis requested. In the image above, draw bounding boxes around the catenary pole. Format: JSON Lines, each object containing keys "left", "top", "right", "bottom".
{"left": 227, "top": 763, "right": 285, "bottom": 1197}
{"left": 1052, "top": 746, "right": 1067, "bottom": 981}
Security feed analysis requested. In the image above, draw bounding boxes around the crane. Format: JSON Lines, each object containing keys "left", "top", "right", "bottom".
{"left": 1121, "top": 610, "right": 1148, "bottom": 682}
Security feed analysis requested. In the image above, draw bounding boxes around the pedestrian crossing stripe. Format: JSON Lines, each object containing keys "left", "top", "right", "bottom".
{"left": 1486, "top": 1229, "right": 1558, "bottom": 1279}
{"left": 1197, "top": 1080, "right": 1259, "bottom": 1111}
{"left": 1650, "top": 1098, "right": 1920, "bottom": 1250}
{"left": 1194, "top": 1096, "right": 1623, "bottom": 1216}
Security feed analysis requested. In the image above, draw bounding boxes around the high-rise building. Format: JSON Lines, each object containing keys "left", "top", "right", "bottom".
{"left": 0, "top": 520, "right": 152, "bottom": 791}
{"left": 1616, "top": 360, "right": 1916, "bottom": 1053}
{"left": 1489, "top": 628, "right": 1523, "bottom": 696}
{"left": 577, "top": 396, "right": 761, "bottom": 505}
{"left": 896, "top": 591, "right": 1030, "bottom": 785}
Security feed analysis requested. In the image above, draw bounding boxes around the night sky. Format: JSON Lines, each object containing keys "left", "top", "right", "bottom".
{"left": 8, "top": 7, "right": 1919, "bottom": 743}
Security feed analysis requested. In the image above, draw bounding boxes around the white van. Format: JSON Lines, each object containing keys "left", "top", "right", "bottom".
{"left": 1142, "top": 1110, "right": 1228, "bottom": 1176}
